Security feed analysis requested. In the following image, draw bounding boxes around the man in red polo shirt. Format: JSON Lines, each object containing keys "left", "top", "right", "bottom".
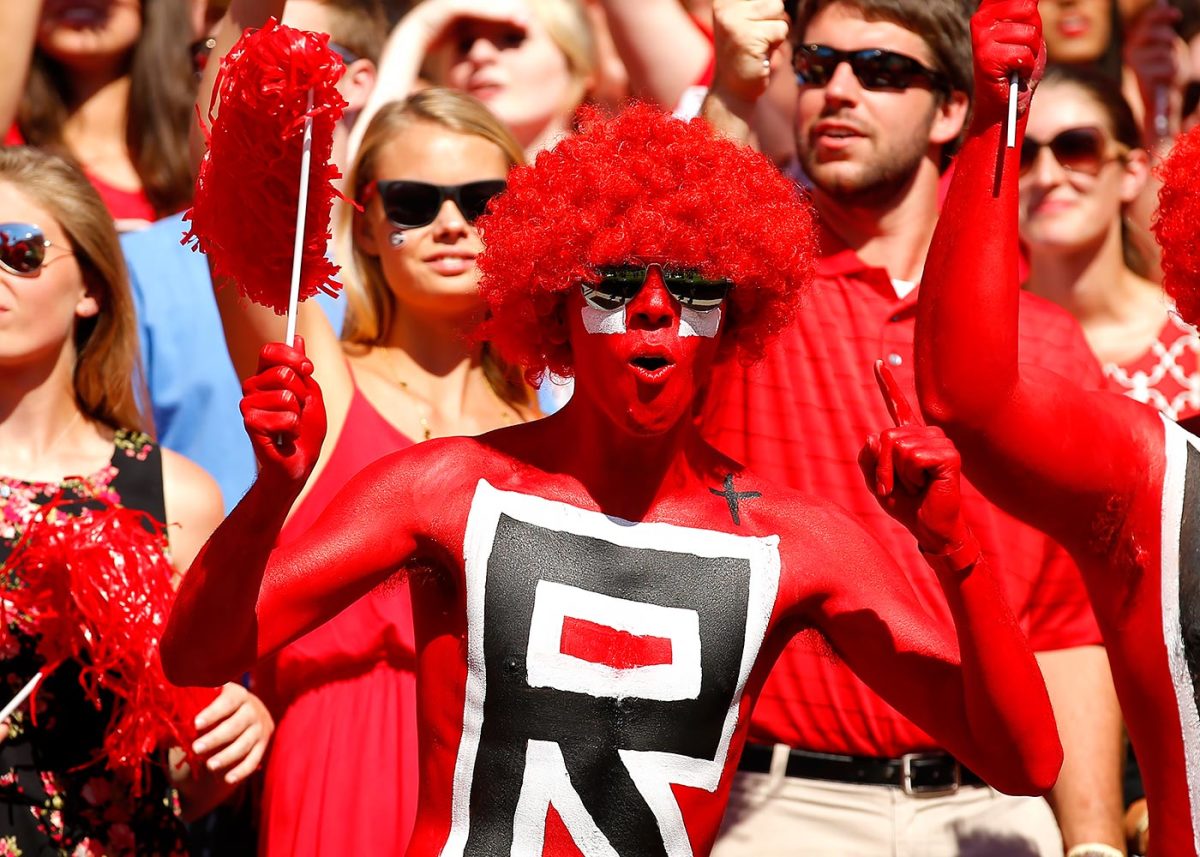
{"left": 699, "top": 0, "right": 1124, "bottom": 854}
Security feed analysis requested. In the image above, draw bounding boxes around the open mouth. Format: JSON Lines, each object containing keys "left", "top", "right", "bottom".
{"left": 631, "top": 356, "right": 670, "bottom": 372}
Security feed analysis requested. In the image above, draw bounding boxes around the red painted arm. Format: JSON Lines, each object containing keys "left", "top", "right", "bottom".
{"left": 818, "top": 367, "right": 1062, "bottom": 794}
{"left": 915, "top": 0, "right": 1158, "bottom": 555}
{"left": 162, "top": 343, "right": 423, "bottom": 686}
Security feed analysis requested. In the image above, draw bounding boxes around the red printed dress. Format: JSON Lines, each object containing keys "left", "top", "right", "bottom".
{"left": 256, "top": 386, "right": 418, "bottom": 856}
{"left": 1104, "top": 312, "right": 1200, "bottom": 422}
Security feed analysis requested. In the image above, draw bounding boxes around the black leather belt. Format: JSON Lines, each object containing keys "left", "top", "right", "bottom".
{"left": 737, "top": 743, "right": 985, "bottom": 796}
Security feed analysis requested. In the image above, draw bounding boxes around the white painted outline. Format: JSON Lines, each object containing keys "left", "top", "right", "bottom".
{"left": 443, "top": 480, "right": 781, "bottom": 857}
{"left": 511, "top": 740, "right": 619, "bottom": 857}
{"left": 1158, "top": 415, "right": 1200, "bottom": 852}
{"left": 527, "top": 580, "right": 701, "bottom": 701}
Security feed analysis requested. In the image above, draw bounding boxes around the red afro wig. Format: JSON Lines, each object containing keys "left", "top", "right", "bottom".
{"left": 1155, "top": 123, "right": 1200, "bottom": 326}
{"left": 476, "top": 102, "right": 816, "bottom": 383}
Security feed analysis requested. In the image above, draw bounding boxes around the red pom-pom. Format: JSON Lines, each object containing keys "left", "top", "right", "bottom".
{"left": 1155, "top": 124, "right": 1200, "bottom": 326}
{"left": 186, "top": 18, "right": 347, "bottom": 314}
{"left": 4, "top": 501, "right": 216, "bottom": 794}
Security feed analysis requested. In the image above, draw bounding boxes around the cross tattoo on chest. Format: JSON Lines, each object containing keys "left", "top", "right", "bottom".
{"left": 709, "top": 473, "right": 761, "bottom": 526}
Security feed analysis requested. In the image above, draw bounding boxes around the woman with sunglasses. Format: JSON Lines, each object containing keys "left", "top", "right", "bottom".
{"left": 0, "top": 0, "right": 197, "bottom": 230}
{"left": 212, "top": 88, "right": 538, "bottom": 856}
{"left": 1018, "top": 64, "right": 1199, "bottom": 421}
{"left": 0, "top": 145, "right": 274, "bottom": 854}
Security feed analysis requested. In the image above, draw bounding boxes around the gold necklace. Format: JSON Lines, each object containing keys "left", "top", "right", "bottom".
{"left": 380, "top": 350, "right": 514, "bottom": 442}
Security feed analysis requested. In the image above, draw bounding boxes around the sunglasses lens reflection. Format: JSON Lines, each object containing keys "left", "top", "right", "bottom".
{"left": 0, "top": 227, "right": 45, "bottom": 274}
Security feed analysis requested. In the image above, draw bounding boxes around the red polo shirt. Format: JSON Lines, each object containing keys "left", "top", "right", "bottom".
{"left": 699, "top": 247, "right": 1104, "bottom": 756}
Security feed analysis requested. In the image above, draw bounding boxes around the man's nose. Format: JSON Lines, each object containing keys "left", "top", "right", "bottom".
{"left": 627, "top": 269, "right": 675, "bottom": 331}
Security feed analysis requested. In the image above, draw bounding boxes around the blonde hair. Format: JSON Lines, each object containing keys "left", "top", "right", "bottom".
{"left": 335, "top": 88, "right": 533, "bottom": 406}
{"left": 525, "top": 0, "right": 597, "bottom": 110}
{"left": 0, "top": 147, "right": 151, "bottom": 435}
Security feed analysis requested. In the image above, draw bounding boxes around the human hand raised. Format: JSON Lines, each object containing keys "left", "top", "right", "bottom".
{"left": 240, "top": 338, "right": 325, "bottom": 487}
{"left": 859, "top": 362, "right": 973, "bottom": 557}
{"left": 409, "top": 0, "right": 532, "bottom": 51}
{"left": 1125, "top": 1, "right": 1185, "bottom": 141}
{"left": 970, "top": 0, "right": 1046, "bottom": 130}
{"left": 711, "top": 0, "right": 791, "bottom": 109}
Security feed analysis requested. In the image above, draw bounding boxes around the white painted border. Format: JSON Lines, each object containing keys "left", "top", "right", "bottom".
{"left": 442, "top": 479, "right": 782, "bottom": 857}
{"left": 527, "top": 580, "right": 702, "bottom": 701}
{"left": 1158, "top": 415, "right": 1200, "bottom": 853}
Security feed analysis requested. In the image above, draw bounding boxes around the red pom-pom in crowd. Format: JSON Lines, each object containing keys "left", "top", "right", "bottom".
{"left": 2, "top": 502, "right": 216, "bottom": 795}
{"left": 186, "top": 18, "right": 346, "bottom": 314}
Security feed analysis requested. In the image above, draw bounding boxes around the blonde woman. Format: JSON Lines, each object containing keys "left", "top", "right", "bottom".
{"left": 350, "top": 0, "right": 596, "bottom": 159}
{"left": 0, "top": 146, "right": 271, "bottom": 853}
{"left": 213, "top": 88, "right": 538, "bottom": 856}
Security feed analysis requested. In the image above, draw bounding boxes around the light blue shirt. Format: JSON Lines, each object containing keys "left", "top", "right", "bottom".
{"left": 122, "top": 213, "right": 346, "bottom": 513}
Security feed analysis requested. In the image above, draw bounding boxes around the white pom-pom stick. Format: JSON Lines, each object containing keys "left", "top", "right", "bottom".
{"left": 1006, "top": 73, "right": 1019, "bottom": 148}
{"left": 0, "top": 671, "right": 43, "bottom": 725}
{"left": 285, "top": 89, "right": 316, "bottom": 348}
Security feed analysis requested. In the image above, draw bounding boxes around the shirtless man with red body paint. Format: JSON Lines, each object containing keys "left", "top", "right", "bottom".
{"left": 914, "top": 1, "right": 1200, "bottom": 853}
{"left": 162, "top": 105, "right": 1061, "bottom": 857}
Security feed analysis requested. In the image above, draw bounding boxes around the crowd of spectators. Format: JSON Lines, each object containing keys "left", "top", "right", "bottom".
{"left": 0, "top": 0, "right": 1197, "bottom": 854}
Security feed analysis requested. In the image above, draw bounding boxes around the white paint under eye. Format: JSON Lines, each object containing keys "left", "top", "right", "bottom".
{"left": 581, "top": 304, "right": 626, "bottom": 335}
{"left": 679, "top": 306, "right": 721, "bottom": 339}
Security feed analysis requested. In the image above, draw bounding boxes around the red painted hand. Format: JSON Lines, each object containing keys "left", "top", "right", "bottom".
{"left": 970, "top": 0, "right": 1046, "bottom": 128}
{"left": 860, "top": 362, "right": 972, "bottom": 554}
{"left": 240, "top": 337, "right": 326, "bottom": 486}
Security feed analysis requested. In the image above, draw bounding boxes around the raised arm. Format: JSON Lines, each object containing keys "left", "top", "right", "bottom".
{"left": 0, "top": 1, "right": 40, "bottom": 134}
{"left": 806, "top": 368, "right": 1062, "bottom": 794}
{"left": 162, "top": 342, "right": 421, "bottom": 686}
{"left": 914, "top": 0, "right": 1160, "bottom": 555}
{"left": 595, "top": 0, "right": 711, "bottom": 109}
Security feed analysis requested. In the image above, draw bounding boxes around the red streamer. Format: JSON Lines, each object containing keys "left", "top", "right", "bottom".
{"left": 3, "top": 502, "right": 215, "bottom": 795}
{"left": 186, "top": 18, "right": 347, "bottom": 314}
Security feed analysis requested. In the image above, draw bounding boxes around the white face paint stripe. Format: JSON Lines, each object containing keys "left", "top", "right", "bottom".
{"left": 678, "top": 306, "right": 721, "bottom": 339}
{"left": 581, "top": 304, "right": 626, "bottom": 335}
{"left": 1158, "top": 415, "right": 1200, "bottom": 853}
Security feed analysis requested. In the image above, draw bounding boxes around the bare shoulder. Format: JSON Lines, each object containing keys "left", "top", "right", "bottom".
{"left": 160, "top": 448, "right": 224, "bottom": 526}
{"left": 730, "top": 467, "right": 880, "bottom": 558}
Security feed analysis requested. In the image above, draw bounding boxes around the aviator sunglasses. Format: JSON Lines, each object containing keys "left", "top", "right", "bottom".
{"left": 1019, "top": 126, "right": 1128, "bottom": 177}
{"left": 0, "top": 223, "right": 60, "bottom": 276}
{"left": 581, "top": 263, "right": 733, "bottom": 312}
{"left": 372, "top": 179, "right": 507, "bottom": 229}
{"left": 792, "top": 44, "right": 949, "bottom": 92}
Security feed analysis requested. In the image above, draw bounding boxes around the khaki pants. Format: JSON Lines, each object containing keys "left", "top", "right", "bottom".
{"left": 712, "top": 750, "right": 1062, "bottom": 857}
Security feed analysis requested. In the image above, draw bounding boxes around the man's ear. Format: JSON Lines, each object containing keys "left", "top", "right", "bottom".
{"left": 929, "top": 89, "right": 970, "bottom": 147}
{"left": 340, "top": 59, "right": 378, "bottom": 116}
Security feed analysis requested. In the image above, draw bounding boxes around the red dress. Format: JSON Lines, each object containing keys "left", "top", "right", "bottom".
{"left": 256, "top": 385, "right": 418, "bottom": 856}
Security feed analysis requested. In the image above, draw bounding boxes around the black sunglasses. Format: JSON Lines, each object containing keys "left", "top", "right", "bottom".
{"left": 792, "top": 44, "right": 949, "bottom": 92}
{"left": 1019, "top": 126, "right": 1127, "bottom": 177}
{"left": 0, "top": 223, "right": 54, "bottom": 276}
{"left": 373, "top": 180, "right": 507, "bottom": 229}
{"left": 581, "top": 263, "right": 732, "bottom": 312}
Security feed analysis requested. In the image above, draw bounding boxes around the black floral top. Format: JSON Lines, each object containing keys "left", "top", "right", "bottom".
{"left": 0, "top": 430, "right": 189, "bottom": 857}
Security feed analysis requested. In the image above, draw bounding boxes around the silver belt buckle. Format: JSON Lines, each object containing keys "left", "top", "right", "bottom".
{"left": 901, "top": 752, "right": 960, "bottom": 797}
